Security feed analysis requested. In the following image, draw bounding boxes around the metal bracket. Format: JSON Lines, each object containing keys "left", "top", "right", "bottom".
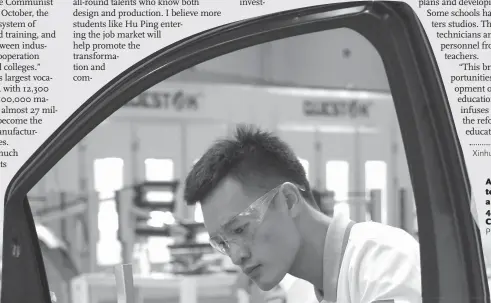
{"left": 114, "top": 264, "right": 136, "bottom": 303}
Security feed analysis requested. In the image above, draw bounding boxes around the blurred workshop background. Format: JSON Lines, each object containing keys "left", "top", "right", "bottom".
{"left": 1, "top": 27, "right": 489, "bottom": 303}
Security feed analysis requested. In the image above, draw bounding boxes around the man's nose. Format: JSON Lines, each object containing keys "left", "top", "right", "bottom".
{"left": 229, "top": 242, "right": 250, "bottom": 266}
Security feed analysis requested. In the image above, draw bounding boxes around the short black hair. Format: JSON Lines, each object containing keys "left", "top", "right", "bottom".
{"left": 184, "top": 124, "right": 318, "bottom": 209}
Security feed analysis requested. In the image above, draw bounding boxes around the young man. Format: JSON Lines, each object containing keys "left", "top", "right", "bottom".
{"left": 184, "top": 125, "right": 422, "bottom": 303}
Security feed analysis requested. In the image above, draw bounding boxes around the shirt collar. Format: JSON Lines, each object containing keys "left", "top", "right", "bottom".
{"left": 315, "top": 214, "right": 355, "bottom": 303}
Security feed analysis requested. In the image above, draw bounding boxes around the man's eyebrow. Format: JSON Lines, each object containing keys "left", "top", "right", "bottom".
{"left": 222, "top": 216, "right": 239, "bottom": 229}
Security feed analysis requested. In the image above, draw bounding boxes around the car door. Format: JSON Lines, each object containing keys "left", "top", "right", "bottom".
{"left": 2, "top": 2, "right": 489, "bottom": 303}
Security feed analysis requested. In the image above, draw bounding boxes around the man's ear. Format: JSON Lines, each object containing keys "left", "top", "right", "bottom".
{"left": 280, "top": 182, "right": 302, "bottom": 215}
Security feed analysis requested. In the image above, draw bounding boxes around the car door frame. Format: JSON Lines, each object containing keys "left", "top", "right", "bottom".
{"left": 2, "top": 1, "right": 489, "bottom": 302}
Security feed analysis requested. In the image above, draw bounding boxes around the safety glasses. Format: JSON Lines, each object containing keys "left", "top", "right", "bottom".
{"left": 209, "top": 183, "right": 305, "bottom": 255}
{"left": 209, "top": 184, "right": 282, "bottom": 255}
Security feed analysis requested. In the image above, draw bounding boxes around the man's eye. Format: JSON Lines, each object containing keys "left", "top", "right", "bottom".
{"left": 234, "top": 224, "right": 248, "bottom": 234}
{"left": 217, "top": 239, "right": 227, "bottom": 248}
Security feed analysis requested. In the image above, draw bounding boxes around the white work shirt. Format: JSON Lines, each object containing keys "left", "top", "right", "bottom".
{"left": 314, "top": 215, "right": 422, "bottom": 303}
